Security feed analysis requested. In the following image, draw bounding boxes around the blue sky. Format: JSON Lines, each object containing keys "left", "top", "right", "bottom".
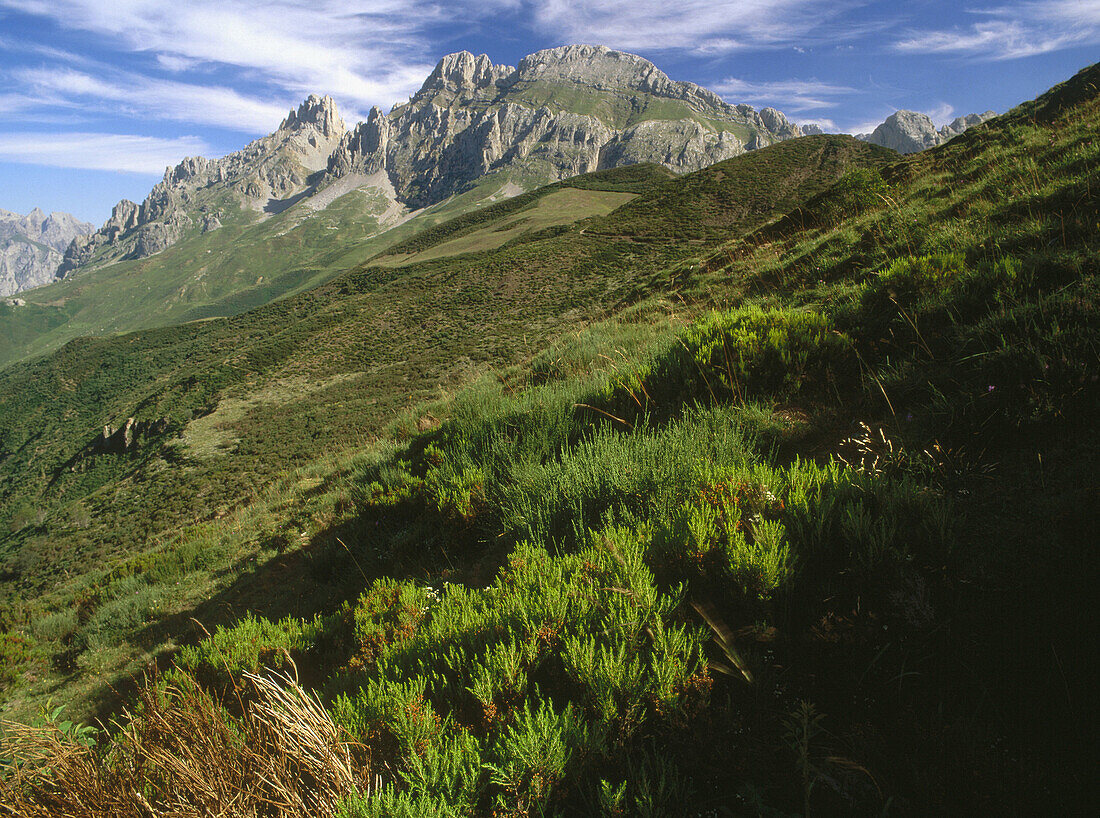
{"left": 0, "top": 0, "right": 1097, "bottom": 225}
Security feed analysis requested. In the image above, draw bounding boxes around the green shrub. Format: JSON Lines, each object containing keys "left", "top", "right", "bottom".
{"left": 176, "top": 612, "right": 325, "bottom": 676}
{"left": 348, "top": 579, "right": 429, "bottom": 666}
{"left": 0, "top": 630, "right": 35, "bottom": 688}
{"left": 821, "top": 167, "right": 890, "bottom": 222}
{"left": 485, "top": 701, "right": 591, "bottom": 816}
{"left": 681, "top": 306, "right": 853, "bottom": 401}
{"left": 78, "top": 576, "right": 163, "bottom": 652}
{"left": 32, "top": 608, "right": 79, "bottom": 643}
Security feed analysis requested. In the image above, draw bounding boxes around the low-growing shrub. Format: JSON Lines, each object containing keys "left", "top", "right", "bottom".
{"left": 680, "top": 306, "right": 853, "bottom": 402}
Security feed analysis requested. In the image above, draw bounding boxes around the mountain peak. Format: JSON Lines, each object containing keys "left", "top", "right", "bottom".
{"left": 0, "top": 206, "right": 92, "bottom": 296}
{"left": 280, "top": 94, "right": 344, "bottom": 138}
{"left": 859, "top": 108, "right": 996, "bottom": 154}
{"left": 514, "top": 44, "right": 663, "bottom": 89}
{"left": 416, "top": 51, "right": 511, "bottom": 100}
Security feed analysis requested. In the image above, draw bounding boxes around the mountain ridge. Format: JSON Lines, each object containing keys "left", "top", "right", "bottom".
{"left": 0, "top": 208, "right": 92, "bottom": 296}
{"left": 855, "top": 108, "right": 998, "bottom": 153}
{"left": 57, "top": 45, "right": 802, "bottom": 280}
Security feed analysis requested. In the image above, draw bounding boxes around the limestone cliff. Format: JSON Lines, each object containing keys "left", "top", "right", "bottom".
{"left": 57, "top": 46, "right": 802, "bottom": 280}
{"left": 0, "top": 208, "right": 93, "bottom": 295}
{"left": 329, "top": 45, "right": 802, "bottom": 207}
{"left": 858, "top": 109, "right": 997, "bottom": 154}
{"left": 58, "top": 95, "right": 346, "bottom": 276}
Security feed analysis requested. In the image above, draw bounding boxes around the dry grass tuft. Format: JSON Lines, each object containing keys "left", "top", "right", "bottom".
{"left": 0, "top": 668, "right": 367, "bottom": 817}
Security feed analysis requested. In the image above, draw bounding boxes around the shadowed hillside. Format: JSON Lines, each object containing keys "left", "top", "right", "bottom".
{"left": 1, "top": 63, "right": 1097, "bottom": 816}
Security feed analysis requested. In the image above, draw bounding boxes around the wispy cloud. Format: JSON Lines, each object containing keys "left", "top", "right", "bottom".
{"left": 713, "top": 77, "right": 858, "bottom": 111}
{"left": 13, "top": 67, "right": 293, "bottom": 132}
{"left": 922, "top": 102, "right": 956, "bottom": 126}
{"left": 894, "top": 1, "right": 1100, "bottom": 60}
{"left": 529, "top": 0, "right": 869, "bottom": 54}
{"left": 0, "top": 132, "right": 210, "bottom": 173}
{"left": 0, "top": 0, "right": 476, "bottom": 114}
{"left": 0, "top": 0, "right": 882, "bottom": 134}
{"left": 794, "top": 116, "right": 838, "bottom": 131}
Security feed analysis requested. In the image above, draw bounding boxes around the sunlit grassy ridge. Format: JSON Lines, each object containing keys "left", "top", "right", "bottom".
{"left": 2, "top": 63, "right": 1098, "bottom": 815}
{"left": 0, "top": 164, "right": 646, "bottom": 368}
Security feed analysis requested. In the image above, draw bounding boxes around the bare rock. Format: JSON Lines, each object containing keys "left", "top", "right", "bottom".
{"left": 0, "top": 207, "right": 93, "bottom": 294}
{"left": 860, "top": 109, "right": 997, "bottom": 154}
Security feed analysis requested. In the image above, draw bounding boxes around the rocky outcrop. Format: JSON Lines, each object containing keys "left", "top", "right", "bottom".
{"left": 91, "top": 417, "right": 171, "bottom": 455}
{"left": 57, "top": 95, "right": 347, "bottom": 278}
{"left": 858, "top": 109, "right": 997, "bottom": 154}
{"left": 327, "top": 45, "right": 802, "bottom": 208}
{"left": 0, "top": 208, "right": 93, "bottom": 295}
{"left": 56, "top": 46, "right": 803, "bottom": 279}
{"left": 940, "top": 111, "right": 997, "bottom": 139}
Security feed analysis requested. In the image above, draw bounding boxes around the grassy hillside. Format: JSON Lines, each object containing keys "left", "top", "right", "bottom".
{"left": 2, "top": 64, "right": 1098, "bottom": 815}
{"left": 0, "top": 164, "right": 649, "bottom": 369}
{"left": 0, "top": 147, "right": 875, "bottom": 718}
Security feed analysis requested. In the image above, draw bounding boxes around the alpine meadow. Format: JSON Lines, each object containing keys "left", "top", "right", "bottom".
{"left": 0, "top": 40, "right": 1096, "bottom": 817}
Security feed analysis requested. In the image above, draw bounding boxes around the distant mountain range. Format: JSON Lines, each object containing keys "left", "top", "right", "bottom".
{"left": 857, "top": 109, "right": 997, "bottom": 153}
{"left": 57, "top": 45, "right": 803, "bottom": 280}
{"left": 0, "top": 208, "right": 92, "bottom": 297}
{"left": 798, "top": 109, "right": 996, "bottom": 153}
{"left": 3, "top": 45, "right": 997, "bottom": 315}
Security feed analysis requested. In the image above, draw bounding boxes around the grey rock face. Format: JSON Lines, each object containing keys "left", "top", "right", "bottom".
{"left": 941, "top": 111, "right": 997, "bottom": 139}
{"left": 328, "top": 45, "right": 801, "bottom": 208}
{"left": 0, "top": 208, "right": 93, "bottom": 295}
{"left": 759, "top": 108, "right": 800, "bottom": 140}
{"left": 59, "top": 46, "right": 803, "bottom": 279}
{"left": 58, "top": 95, "right": 347, "bottom": 278}
{"left": 279, "top": 94, "right": 344, "bottom": 138}
{"left": 860, "top": 109, "right": 997, "bottom": 154}
{"left": 89, "top": 417, "right": 171, "bottom": 456}
{"left": 864, "top": 110, "right": 942, "bottom": 154}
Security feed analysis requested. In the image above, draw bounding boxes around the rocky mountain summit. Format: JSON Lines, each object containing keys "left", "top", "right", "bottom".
{"left": 57, "top": 45, "right": 800, "bottom": 278}
{"left": 58, "top": 95, "right": 347, "bottom": 276}
{"left": 857, "top": 109, "right": 997, "bottom": 154}
{"left": 330, "top": 45, "right": 801, "bottom": 207}
{"left": 0, "top": 208, "right": 92, "bottom": 296}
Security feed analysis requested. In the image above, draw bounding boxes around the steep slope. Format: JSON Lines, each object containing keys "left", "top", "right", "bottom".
{"left": 0, "top": 208, "right": 92, "bottom": 296}
{"left": 0, "top": 62, "right": 1097, "bottom": 815}
{"left": 0, "top": 139, "right": 885, "bottom": 721}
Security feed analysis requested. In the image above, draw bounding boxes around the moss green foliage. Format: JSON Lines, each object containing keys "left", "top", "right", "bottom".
{"left": 378, "top": 164, "right": 670, "bottom": 260}
{"left": 681, "top": 305, "right": 852, "bottom": 400}
{"left": 2, "top": 63, "right": 1099, "bottom": 814}
{"left": 326, "top": 530, "right": 709, "bottom": 815}
{"left": 177, "top": 612, "right": 325, "bottom": 676}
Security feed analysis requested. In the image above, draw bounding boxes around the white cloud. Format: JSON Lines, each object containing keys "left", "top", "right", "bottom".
{"left": 795, "top": 117, "right": 838, "bottom": 131}
{"left": 0, "top": 0, "right": 885, "bottom": 136}
{"left": 922, "top": 102, "right": 956, "bottom": 126}
{"left": 0, "top": 0, "right": 466, "bottom": 113}
{"left": 713, "top": 77, "right": 858, "bottom": 111}
{"left": 13, "top": 67, "right": 293, "bottom": 132}
{"left": 844, "top": 118, "right": 887, "bottom": 136}
{"left": 894, "top": 1, "right": 1100, "bottom": 59}
{"left": 0, "top": 132, "right": 210, "bottom": 173}
{"left": 529, "top": 0, "right": 865, "bottom": 54}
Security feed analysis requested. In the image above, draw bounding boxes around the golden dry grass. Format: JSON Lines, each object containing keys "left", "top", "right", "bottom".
{"left": 0, "top": 666, "right": 367, "bottom": 817}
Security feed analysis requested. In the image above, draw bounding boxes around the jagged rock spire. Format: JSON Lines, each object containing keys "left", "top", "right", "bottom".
{"left": 280, "top": 94, "right": 345, "bottom": 138}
